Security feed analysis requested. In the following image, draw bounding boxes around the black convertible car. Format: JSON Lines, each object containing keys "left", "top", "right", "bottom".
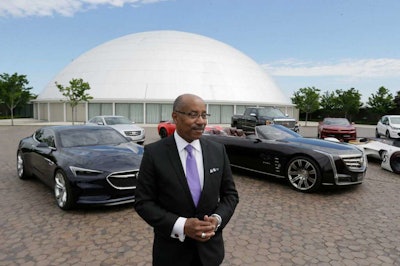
{"left": 17, "top": 125, "right": 143, "bottom": 210}
{"left": 203, "top": 125, "right": 367, "bottom": 192}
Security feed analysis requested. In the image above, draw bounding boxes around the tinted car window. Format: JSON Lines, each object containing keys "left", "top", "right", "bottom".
{"left": 35, "top": 128, "right": 55, "bottom": 147}
{"left": 256, "top": 125, "right": 301, "bottom": 140}
{"left": 59, "top": 128, "right": 128, "bottom": 148}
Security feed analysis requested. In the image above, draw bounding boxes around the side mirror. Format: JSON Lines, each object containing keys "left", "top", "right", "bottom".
{"left": 37, "top": 142, "right": 49, "bottom": 148}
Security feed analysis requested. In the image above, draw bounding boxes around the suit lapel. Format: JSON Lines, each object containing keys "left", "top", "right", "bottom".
{"left": 199, "top": 139, "right": 211, "bottom": 200}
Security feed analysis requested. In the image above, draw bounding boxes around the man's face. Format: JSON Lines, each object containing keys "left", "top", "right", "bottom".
{"left": 172, "top": 96, "right": 207, "bottom": 143}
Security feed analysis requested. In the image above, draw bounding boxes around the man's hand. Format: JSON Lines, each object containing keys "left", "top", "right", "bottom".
{"left": 184, "top": 216, "right": 216, "bottom": 242}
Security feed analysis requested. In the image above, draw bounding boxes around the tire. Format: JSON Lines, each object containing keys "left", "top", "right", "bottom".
{"left": 389, "top": 151, "right": 400, "bottom": 174}
{"left": 17, "top": 151, "right": 31, "bottom": 180}
{"left": 286, "top": 156, "right": 322, "bottom": 193}
{"left": 375, "top": 128, "right": 380, "bottom": 138}
{"left": 386, "top": 130, "right": 391, "bottom": 139}
{"left": 54, "top": 170, "right": 75, "bottom": 210}
{"left": 159, "top": 128, "right": 168, "bottom": 138}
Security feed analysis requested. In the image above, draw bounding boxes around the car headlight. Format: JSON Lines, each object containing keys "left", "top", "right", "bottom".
{"left": 69, "top": 166, "right": 103, "bottom": 177}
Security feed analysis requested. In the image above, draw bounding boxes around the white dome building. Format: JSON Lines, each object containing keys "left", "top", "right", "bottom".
{"left": 34, "top": 30, "right": 297, "bottom": 124}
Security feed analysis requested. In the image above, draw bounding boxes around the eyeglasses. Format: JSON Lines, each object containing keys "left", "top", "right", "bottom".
{"left": 174, "top": 110, "right": 211, "bottom": 119}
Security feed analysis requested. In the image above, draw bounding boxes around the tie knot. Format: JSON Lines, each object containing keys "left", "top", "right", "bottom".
{"left": 185, "top": 145, "right": 193, "bottom": 154}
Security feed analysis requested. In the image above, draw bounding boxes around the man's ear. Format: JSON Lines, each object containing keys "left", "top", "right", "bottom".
{"left": 172, "top": 112, "right": 178, "bottom": 123}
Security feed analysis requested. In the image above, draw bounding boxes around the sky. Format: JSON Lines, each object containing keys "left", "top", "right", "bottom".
{"left": 1, "top": 0, "right": 400, "bottom": 104}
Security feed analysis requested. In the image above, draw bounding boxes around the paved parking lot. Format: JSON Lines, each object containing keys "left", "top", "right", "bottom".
{"left": 1, "top": 123, "right": 399, "bottom": 265}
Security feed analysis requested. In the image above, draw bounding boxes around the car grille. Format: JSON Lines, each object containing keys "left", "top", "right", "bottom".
{"left": 124, "top": 130, "right": 141, "bottom": 136}
{"left": 341, "top": 155, "right": 365, "bottom": 170}
{"left": 274, "top": 120, "right": 296, "bottom": 129}
{"left": 106, "top": 170, "right": 139, "bottom": 190}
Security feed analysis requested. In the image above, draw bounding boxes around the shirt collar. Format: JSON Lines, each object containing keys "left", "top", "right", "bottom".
{"left": 174, "top": 131, "right": 201, "bottom": 152}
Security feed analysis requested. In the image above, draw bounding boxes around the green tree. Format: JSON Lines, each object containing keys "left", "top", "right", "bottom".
{"left": 0, "top": 73, "right": 34, "bottom": 126}
{"left": 335, "top": 88, "right": 362, "bottom": 121}
{"left": 320, "top": 91, "right": 338, "bottom": 117}
{"left": 55, "top": 78, "right": 93, "bottom": 125}
{"left": 393, "top": 90, "right": 400, "bottom": 113}
{"left": 291, "top": 86, "right": 320, "bottom": 126}
{"left": 367, "top": 86, "right": 395, "bottom": 115}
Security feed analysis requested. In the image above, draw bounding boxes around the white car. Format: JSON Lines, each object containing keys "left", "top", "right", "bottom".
{"left": 376, "top": 115, "right": 400, "bottom": 139}
{"left": 352, "top": 138, "right": 400, "bottom": 174}
{"left": 87, "top": 116, "right": 145, "bottom": 144}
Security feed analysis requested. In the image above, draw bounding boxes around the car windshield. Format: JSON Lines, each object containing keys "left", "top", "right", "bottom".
{"left": 389, "top": 116, "right": 400, "bottom": 124}
{"left": 59, "top": 129, "right": 128, "bottom": 147}
{"left": 255, "top": 125, "right": 301, "bottom": 140}
{"left": 104, "top": 116, "right": 132, "bottom": 125}
{"left": 323, "top": 118, "right": 350, "bottom": 126}
{"left": 257, "top": 107, "right": 286, "bottom": 117}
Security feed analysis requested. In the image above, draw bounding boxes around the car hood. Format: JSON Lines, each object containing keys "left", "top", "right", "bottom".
{"left": 321, "top": 125, "right": 355, "bottom": 130}
{"left": 62, "top": 142, "right": 143, "bottom": 171}
{"left": 260, "top": 115, "right": 295, "bottom": 121}
{"left": 278, "top": 138, "right": 362, "bottom": 155}
{"left": 109, "top": 124, "right": 143, "bottom": 131}
{"left": 389, "top": 122, "right": 400, "bottom": 127}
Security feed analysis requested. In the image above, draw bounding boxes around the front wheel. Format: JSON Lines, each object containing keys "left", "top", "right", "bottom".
{"left": 386, "top": 130, "right": 391, "bottom": 139}
{"left": 286, "top": 156, "right": 321, "bottom": 193}
{"left": 17, "top": 151, "right": 31, "bottom": 180}
{"left": 159, "top": 128, "right": 168, "bottom": 138}
{"left": 54, "top": 170, "right": 75, "bottom": 210}
{"left": 375, "top": 128, "right": 380, "bottom": 138}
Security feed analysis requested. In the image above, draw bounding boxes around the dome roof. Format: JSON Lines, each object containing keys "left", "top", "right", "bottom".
{"left": 38, "top": 30, "right": 290, "bottom": 105}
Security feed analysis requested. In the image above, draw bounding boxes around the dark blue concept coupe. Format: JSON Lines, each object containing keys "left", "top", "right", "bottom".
{"left": 17, "top": 125, "right": 143, "bottom": 210}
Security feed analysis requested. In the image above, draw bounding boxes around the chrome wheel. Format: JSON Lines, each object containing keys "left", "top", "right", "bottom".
{"left": 287, "top": 156, "right": 321, "bottom": 192}
{"left": 17, "top": 151, "right": 29, "bottom": 179}
{"left": 54, "top": 170, "right": 74, "bottom": 210}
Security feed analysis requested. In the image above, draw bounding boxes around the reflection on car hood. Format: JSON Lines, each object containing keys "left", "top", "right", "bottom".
{"left": 62, "top": 142, "right": 143, "bottom": 171}
{"left": 278, "top": 138, "right": 362, "bottom": 155}
{"left": 322, "top": 125, "right": 355, "bottom": 130}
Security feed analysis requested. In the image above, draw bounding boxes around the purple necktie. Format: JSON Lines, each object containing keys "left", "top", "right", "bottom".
{"left": 185, "top": 145, "right": 201, "bottom": 206}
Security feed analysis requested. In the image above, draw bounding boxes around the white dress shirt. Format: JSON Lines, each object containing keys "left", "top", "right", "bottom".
{"left": 171, "top": 131, "right": 204, "bottom": 241}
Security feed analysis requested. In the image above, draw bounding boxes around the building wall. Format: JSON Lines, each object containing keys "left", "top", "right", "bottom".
{"left": 38, "top": 103, "right": 49, "bottom": 121}
{"left": 65, "top": 103, "right": 86, "bottom": 123}
{"left": 33, "top": 101, "right": 299, "bottom": 124}
{"left": 49, "top": 103, "right": 64, "bottom": 122}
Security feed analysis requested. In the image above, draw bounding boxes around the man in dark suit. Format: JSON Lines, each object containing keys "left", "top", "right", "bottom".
{"left": 135, "top": 93, "right": 239, "bottom": 266}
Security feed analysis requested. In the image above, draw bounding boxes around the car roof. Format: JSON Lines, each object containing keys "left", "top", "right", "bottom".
{"left": 41, "top": 125, "right": 116, "bottom": 132}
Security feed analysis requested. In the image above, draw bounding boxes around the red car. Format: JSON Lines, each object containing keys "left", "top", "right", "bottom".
{"left": 157, "top": 120, "right": 223, "bottom": 138}
{"left": 317, "top": 117, "right": 357, "bottom": 142}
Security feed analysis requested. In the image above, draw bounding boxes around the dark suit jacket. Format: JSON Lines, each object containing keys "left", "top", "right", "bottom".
{"left": 135, "top": 135, "right": 239, "bottom": 266}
